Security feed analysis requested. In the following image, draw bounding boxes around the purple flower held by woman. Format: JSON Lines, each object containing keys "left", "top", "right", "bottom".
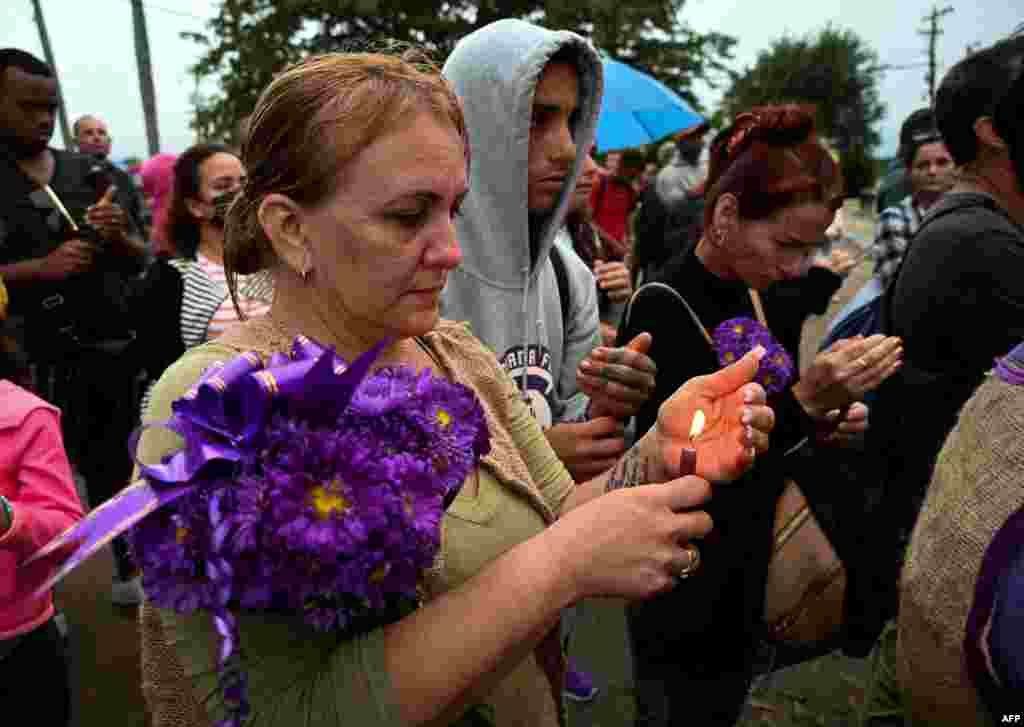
{"left": 712, "top": 317, "right": 795, "bottom": 396}
{"left": 119, "top": 338, "right": 492, "bottom": 726}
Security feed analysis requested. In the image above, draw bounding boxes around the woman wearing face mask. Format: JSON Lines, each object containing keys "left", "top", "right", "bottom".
{"left": 134, "top": 144, "right": 274, "bottom": 411}
{"left": 606, "top": 105, "right": 904, "bottom": 726}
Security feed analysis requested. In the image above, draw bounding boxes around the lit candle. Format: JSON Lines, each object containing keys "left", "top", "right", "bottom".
{"left": 679, "top": 409, "right": 704, "bottom": 476}
{"left": 689, "top": 410, "right": 706, "bottom": 440}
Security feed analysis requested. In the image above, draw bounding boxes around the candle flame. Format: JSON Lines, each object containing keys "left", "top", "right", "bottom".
{"left": 689, "top": 410, "right": 706, "bottom": 440}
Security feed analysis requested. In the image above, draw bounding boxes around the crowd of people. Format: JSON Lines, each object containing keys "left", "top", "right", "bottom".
{"left": 0, "top": 17, "right": 1021, "bottom": 727}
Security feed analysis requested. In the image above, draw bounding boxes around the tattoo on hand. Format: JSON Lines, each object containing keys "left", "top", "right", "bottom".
{"left": 605, "top": 446, "right": 650, "bottom": 492}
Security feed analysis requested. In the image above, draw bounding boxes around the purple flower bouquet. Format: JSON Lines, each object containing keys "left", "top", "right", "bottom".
{"left": 22, "top": 335, "right": 490, "bottom": 726}
{"left": 712, "top": 317, "right": 796, "bottom": 396}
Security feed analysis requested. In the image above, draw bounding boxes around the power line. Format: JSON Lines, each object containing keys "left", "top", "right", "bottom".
{"left": 104, "top": 0, "right": 212, "bottom": 24}
{"left": 865, "top": 62, "right": 929, "bottom": 74}
{"left": 138, "top": 1, "right": 210, "bottom": 22}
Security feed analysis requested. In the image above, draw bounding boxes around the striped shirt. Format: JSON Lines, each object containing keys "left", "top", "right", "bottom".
{"left": 139, "top": 258, "right": 274, "bottom": 416}
{"left": 871, "top": 195, "right": 923, "bottom": 290}
{"left": 196, "top": 254, "right": 272, "bottom": 340}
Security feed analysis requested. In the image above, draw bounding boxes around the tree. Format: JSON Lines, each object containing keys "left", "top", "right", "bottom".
{"left": 184, "top": 0, "right": 735, "bottom": 143}
{"left": 542, "top": 1, "right": 736, "bottom": 111}
{"left": 721, "top": 25, "right": 886, "bottom": 159}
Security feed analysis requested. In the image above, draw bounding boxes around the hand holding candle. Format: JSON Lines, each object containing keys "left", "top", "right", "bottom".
{"left": 656, "top": 346, "right": 775, "bottom": 483}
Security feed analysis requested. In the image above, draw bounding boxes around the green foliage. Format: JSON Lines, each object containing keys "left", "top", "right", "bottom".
{"left": 721, "top": 24, "right": 885, "bottom": 155}
{"left": 183, "top": 0, "right": 736, "bottom": 143}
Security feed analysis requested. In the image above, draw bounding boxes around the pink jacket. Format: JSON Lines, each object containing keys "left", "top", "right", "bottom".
{"left": 0, "top": 381, "right": 84, "bottom": 639}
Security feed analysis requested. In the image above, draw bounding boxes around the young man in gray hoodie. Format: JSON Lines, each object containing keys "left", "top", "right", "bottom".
{"left": 442, "top": 19, "right": 655, "bottom": 487}
{"left": 442, "top": 18, "right": 658, "bottom": 705}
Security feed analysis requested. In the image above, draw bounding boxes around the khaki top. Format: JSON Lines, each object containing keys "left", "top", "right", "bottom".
{"left": 137, "top": 318, "right": 575, "bottom": 727}
{"left": 898, "top": 373, "right": 1024, "bottom": 726}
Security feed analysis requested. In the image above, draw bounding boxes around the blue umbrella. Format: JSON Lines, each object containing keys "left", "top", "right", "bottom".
{"left": 596, "top": 57, "right": 706, "bottom": 153}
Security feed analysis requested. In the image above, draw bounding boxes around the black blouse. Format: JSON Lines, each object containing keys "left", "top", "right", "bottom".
{"left": 615, "top": 245, "right": 843, "bottom": 675}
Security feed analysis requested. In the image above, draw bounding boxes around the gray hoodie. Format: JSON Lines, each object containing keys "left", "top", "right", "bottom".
{"left": 442, "top": 19, "right": 603, "bottom": 429}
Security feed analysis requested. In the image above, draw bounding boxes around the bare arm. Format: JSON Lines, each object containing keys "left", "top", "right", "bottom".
{"left": 561, "top": 429, "right": 668, "bottom": 514}
{"left": 383, "top": 524, "right": 574, "bottom": 724}
{"left": 382, "top": 473, "right": 714, "bottom": 725}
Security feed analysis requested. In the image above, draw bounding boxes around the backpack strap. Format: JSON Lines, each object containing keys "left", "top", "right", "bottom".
{"left": 621, "top": 281, "right": 712, "bottom": 347}
{"left": 550, "top": 243, "right": 572, "bottom": 326}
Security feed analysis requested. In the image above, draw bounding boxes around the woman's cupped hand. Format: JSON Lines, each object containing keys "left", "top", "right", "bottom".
{"left": 655, "top": 346, "right": 775, "bottom": 483}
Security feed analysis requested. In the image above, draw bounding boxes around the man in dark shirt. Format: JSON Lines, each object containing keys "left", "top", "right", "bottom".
{"left": 883, "top": 35, "right": 1024, "bottom": 522}
{"left": 0, "top": 53, "right": 146, "bottom": 346}
{"left": 856, "top": 35, "right": 1024, "bottom": 715}
{"left": 859, "top": 35, "right": 1024, "bottom": 656}
{"left": 73, "top": 113, "right": 147, "bottom": 239}
{"left": 0, "top": 48, "right": 147, "bottom": 604}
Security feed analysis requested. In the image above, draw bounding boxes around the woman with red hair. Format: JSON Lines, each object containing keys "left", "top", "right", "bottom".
{"left": 610, "top": 106, "right": 903, "bottom": 724}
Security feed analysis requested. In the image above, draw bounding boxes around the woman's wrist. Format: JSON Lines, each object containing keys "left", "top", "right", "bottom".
{"left": 604, "top": 431, "right": 671, "bottom": 493}
{"left": 537, "top": 519, "right": 597, "bottom": 607}
{"left": 791, "top": 380, "right": 826, "bottom": 421}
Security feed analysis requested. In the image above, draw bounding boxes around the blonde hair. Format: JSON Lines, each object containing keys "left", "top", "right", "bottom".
{"left": 224, "top": 48, "right": 468, "bottom": 311}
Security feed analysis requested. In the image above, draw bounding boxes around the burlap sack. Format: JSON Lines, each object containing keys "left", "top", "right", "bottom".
{"left": 898, "top": 374, "right": 1024, "bottom": 726}
{"left": 139, "top": 599, "right": 208, "bottom": 727}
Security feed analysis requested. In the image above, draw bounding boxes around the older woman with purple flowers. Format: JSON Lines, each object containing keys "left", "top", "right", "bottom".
{"left": 134, "top": 45, "right": 777, "bottom": 727}
{"left": 611, "top": 105, "right": 904, "bottom": 725}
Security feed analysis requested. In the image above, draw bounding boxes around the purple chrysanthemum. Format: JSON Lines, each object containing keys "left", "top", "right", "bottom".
{"left": 712, "top": 316, "right": 795, "bottom": 396}
{"left": 756, "top": 343, "right": 796, "bottom": 396}
{"left": 130, "top": 351, "right": 490, "bottom": 635}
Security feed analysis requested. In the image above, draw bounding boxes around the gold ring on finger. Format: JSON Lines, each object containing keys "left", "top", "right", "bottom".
{"left": 677, "top": 544, "right": 701, "bottom": 579}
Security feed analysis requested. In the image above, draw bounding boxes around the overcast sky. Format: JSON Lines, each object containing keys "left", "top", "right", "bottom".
{"left": 3, "top": 0, "right": 1020, "bottom": 162}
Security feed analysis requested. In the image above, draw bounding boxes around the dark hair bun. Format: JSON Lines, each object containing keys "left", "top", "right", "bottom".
{"left": 745, "top": 105, "right": 817, "bottom": 147}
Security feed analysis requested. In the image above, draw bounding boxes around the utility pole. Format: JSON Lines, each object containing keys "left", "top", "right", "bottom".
{"left": 29, "top": 0, "right": 73, "bottom": 149}
{"left": 919, "top": 5, "right": 954, "bottom": 104}
{"left": 131, "top": 0, "right": 161, "bottom": 155}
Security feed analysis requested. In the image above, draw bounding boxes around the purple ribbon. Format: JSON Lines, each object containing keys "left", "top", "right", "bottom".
{"left": 21, "top": 335, "right": 388, "bottom": 592}
{"left": 994, "top": 341, "right": 1024, "bottom": 386}
{"left": 22, "top": 335, "right": 389, "bottom": 727}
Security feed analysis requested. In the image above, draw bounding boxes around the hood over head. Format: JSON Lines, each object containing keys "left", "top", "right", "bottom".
{"left": 442, "top": 19, "right": 603, "bottom": 289}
